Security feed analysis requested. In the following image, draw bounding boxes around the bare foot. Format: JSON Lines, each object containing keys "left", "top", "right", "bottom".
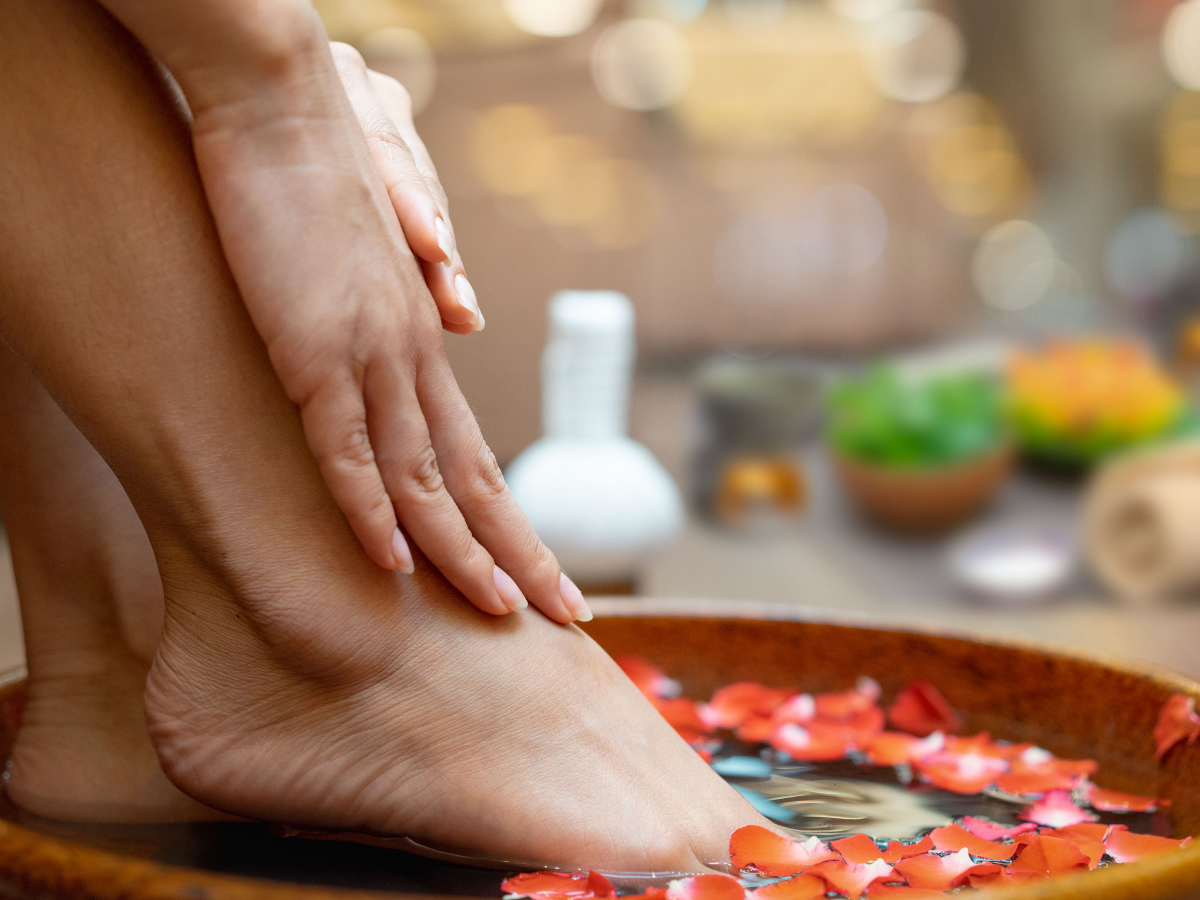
{"left": 0, "top": 346, "right": 224, "bottom": 823}
{"left": 145, "top": 552, "right": 761, "bottom": 871}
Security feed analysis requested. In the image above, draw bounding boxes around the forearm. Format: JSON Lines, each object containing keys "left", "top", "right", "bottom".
{"left": 93, "top": 0, "right": 330, "bottom": 116}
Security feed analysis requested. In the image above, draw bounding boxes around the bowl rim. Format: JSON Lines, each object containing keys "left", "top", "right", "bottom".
{"left": 0, "top": 599, "right": 1195, "bottom": 900}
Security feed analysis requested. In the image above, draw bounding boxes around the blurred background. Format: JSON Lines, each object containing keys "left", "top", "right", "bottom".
{"left": 9, "top": 0, "right": 1200, "bottom": 678}
{"left": 323, "top": 0, "right": 1200, "bottom": 674}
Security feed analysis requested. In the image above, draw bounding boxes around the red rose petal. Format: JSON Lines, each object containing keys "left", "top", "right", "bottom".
{"left": 892, "top": 848, "right": 976, "bottom": 891}
{"left": 735, "top": 715, "right": 775, "bottom": 744}
{"left": 1104, "top": 829, "right": 1193, "bottom": 863}
{"left": 769, "top": 723, "right": 851, "bottom": 762}
{"left": 832, "top": 834, "right": 884, "bottom": 865}
{"left": 1044, "top": 822, "right": 1117, "bottom": 843}
{"left": 1008, "top": 836, "right": 1090, "bottom": 876}
{"left": 952, "top": 863, "right": 1048, "bottom": 889}
{"left": 667, "top": 874, "right": 746, "bottom": 900}
{"left": 1154, "top": 694, "right": 1200, "bottom": 761}
{"left": 748, "top": 875, "right": 826, "bottom": 900}
{"left": 623, "top": 890, "right": 668, "bottom": 900}
{"left": 1019, "top": 789, "right": 1098, "bottom": 828}
{"left": 915, "top": 748, "right": 1007, "bottom": 795}
{"left": 771, "top": 694, "right": 815, "bottom": 726}
{"left": 929, "top": 824, "right": 1017, "bottom": 861}
{"left": 886, "top": 681, "right": 962, "bottom": 737}
{"left": 806, "top": 859, "right": 895, "bottom": 900}
{"left": 502, "top": 871, "right": 616, "bottom": 900}
{"left": 615, "top": 656, "right": 679, "bottom": 700}
{"left": 1085, "top": 782, "right": 1165, "bottom": 813}
{"left": 994, "top": 770, "right": 1077, "bottom": 796}
{"left": 729, "top": 825, "right": 837, "bottom": 876}
{"left": 864, "top": 886, "right": 949, "bottom": 899}
{"left": 653, "top": 697, "right": 712, "bottom": 734}
{"left": 880, "top": 835, "right": 934, "bottom": 864}
{"left": 702, "top": 683, "right": 795, "bottom": 730}
{"left": 814, "top": 678, "right": 880, "bottom": 721}
{"left": 864, "top": 731, "right": 944, "bottom": 767}
{"left": 959, "top": 816, "right": 1038, "bottom": 841}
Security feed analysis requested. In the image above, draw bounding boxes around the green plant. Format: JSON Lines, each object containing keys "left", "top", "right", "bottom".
{"left": 827, "top": 367, "right": 1005, "bottom": 468}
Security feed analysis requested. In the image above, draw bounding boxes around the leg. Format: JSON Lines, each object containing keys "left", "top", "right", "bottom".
{"left": 0, "top": 0, "right": 759, "bottom": 870}
{"left": 0, "top": 346, "right": 222, "bottom": 822}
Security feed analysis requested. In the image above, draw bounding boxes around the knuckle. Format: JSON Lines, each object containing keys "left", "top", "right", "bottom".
{"left": 330, "top": 422, "right": 376, "bottom": 470}
{"left": 471, "top": 444, "right": 508, "bottom": 500}
{"left": 407, "top": 444, "right": 445, "bottom": 496}
{"left": 330, "top": 41, "right": 367, "bottom": 72}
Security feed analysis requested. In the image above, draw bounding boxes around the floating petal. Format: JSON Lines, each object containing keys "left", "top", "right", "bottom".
{"left": 1044, "top": 822, "right": 1117, "bottom": 844}
{"left": 1085, "top": 783, "right": 1164, "bottom": 813}
{"left": 952, "top": 863, "right": 1046, "bottom": 888}
{"left": 748, "top": 875, "right": 826, "bottom": 900}
{"left": 1104, "top": 829, "right": 1193, "bottom": 863}
{"left": 806, "top": 859, "right": 895, "bottom": 900}
{"left": 916, "top": 748, "right": 1007, "bottom": 795}
{"left": 735, "top": 716, "right": 775, "bottom": 744}
{"left": 1154, "top": 694, "right": 1200, "bottom": 761}
{"left": 886, "top": 681, "right": 962, "bottom": 737}
{"left": 1008, "top": 836, "right": 1090, "bottom": 876}
{"left": 832, "top": 834, "right": 884, "bottom": 865}
{"left": 959, "top": 817, "right": 1038, "bottom": 841}
{"left": 892, "top": 848, "right": 976, "bottom": 891}
{"left": 615, "top": 656, "right": 680, "bottom": 700}
{"left": 1019, "top": 789, "right": 1098, "bottom": 828}
{"left": 769, "top": 723, "right": 851, "bottom": 762}
{"left": 880, "top": 835, "right": 934, "bottom": 864}
{"left": 994, "top": 770, "right": 1076, "bottom": 796}
{"left": 865, "top": 732, "right": 943, "bottom": 767}
{"left": 814, "top": 682, "right": 879, "bottom": 721}
{"left": 502, "top": 871, "right": 617, "bottom": 900}
{"left": 771, "top": 694, "right": 815, "bottom": 726}
{"left": 702, "top": 683, "right": 795, "bottom": 730}
{"left": 667, "top": 874, "right": 746, "bottom": 900}
{"left": 729, "top": 825, "right": 837, "bottom": 876}
{"left": 929, "top": 824, "right": 1017, "bottom": 861}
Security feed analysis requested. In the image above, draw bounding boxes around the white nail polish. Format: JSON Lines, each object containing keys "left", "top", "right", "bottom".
{"left": 454, "top": 274, "right": 483, "bottom": 330}
{"left": 434, "top": 217, "right": 454, "bottom": 265}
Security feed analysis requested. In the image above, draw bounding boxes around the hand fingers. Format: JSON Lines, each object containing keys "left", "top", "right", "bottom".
{"left": 366, "top": 361, "right": 523, "bottom": 617}
{"left": 423, "top": 257, "right": 483, "bottom": 333}
{"left": 298, "top": 376, "right": 414, "bottom": 574}
{"left": 417, "top": 352, "right": 592, "bottom": 624}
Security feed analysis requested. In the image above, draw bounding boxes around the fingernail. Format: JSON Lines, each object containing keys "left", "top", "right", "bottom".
{"left": 434, "top": 216, "right": 454, "bottom": 265}
{"left": 392, "top": 528, "right": 415, "bottom": 575}
{"left": 454, "top": 274, "right": 485, "bottom": 332}
{"left": 559, "top": 572, "right": 593, "bottom": 623}
{"left": 493, "top": 565, "right": 527, "bottom": 612}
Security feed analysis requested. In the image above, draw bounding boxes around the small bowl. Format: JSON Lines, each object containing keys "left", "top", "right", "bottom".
{"left": 831, "top": 443, "right": 1015, "bottom": 533}
{"left": 948, "top": 521, "right": 1076, "bottom": 602}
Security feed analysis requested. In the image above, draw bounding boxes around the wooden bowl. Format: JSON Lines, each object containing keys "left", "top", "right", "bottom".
{"left": 831, "top": 444, "right": 1015, "bottom": 533}
{"left": 0, "top": 599, "right": 1196, "bottom": 900}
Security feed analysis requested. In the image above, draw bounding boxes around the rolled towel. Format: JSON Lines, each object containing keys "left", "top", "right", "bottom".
{"left": 1084, "top": 439, "right": 1200, "bottom": 602}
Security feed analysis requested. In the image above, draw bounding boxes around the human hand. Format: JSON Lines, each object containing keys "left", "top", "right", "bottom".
{"left": 100, "top": 0, "right": 592, "bottom": 623}
{"left": 328, "top": 43, "right": 483, "bottom": 338}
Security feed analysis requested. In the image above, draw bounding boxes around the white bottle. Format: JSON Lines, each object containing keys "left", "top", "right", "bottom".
{"left": 505, "top": 291, "right": 684, "bottom": 586}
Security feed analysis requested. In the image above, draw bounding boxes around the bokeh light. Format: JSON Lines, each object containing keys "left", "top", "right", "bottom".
{"left": 1104, "top": 207, "right": 1189, "bottom": 308}
{"left": 1160, "top": 90, "right": 1200, "bottom": 232}
{"left": 971, "top": 220, "right": 1057, "bottom": 311}
{"left": 713, "top": 184, "right": 888, "bottom": 307}
{"left": 906, "top": 93, "right": 1032, "bottom": 226}
{"left": 591, "top": 18, "right": 693, "bottom": 112}
{"left": 827, "top": 0, "right": 915, "bottom": 24}
{"left": 502, "top": 0, "right": 603, "bottom": 38}
{"left": 1162, "top": 0, "right": 1200, "bottom": 89}
{"left": 471, "top": 104, "right": 556, "bottom": 196}
{"left": 724, "top": 0, "right": 787, "bottom": 29}
{"left": 631, "top": 0, "right": 708, "bottom": 23}
{"left": 357, "top": 27, "right": 437, "bottom": 115}
{"left": 865, "top": 10, "right": 965, "bottom": 104}
{"left": 672, "top": 6, "right": 882, "bottom": 150}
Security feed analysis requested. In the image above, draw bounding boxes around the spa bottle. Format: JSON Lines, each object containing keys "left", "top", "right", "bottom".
{"left": 505, "top": 290, "right": 684, "bottom": 591}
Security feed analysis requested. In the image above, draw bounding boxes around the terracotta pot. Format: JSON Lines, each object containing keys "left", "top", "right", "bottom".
{"left": 831, "top": 443, "right": 1014, "bottom": 533}
{"left": 0, "top": 599, "right": 1197, "bottom": 900}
